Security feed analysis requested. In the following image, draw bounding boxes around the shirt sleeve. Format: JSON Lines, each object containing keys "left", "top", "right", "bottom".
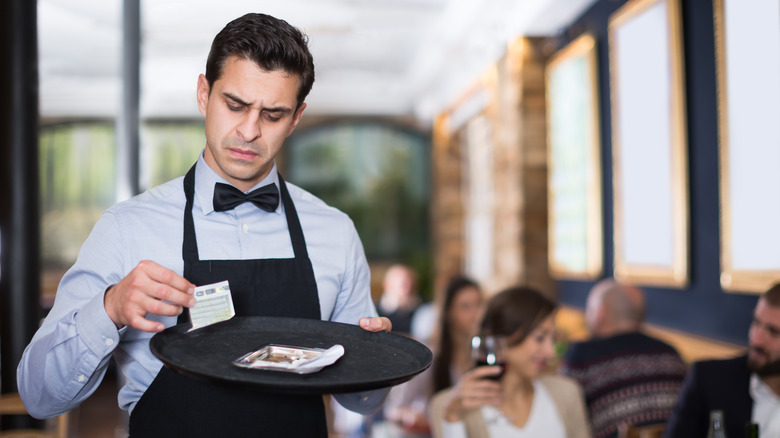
{"left": 327, "top": 217, "right": 390, "bottom": 413}
{"left": 17, "top": 211, "right": 125, "bottom": 419}
{"left": 328, "top": 218, "right": 377, "bottom": 324}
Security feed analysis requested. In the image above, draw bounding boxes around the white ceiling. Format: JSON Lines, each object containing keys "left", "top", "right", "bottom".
{"left": 38, "top": 0, "right": 597, "bottom": 125}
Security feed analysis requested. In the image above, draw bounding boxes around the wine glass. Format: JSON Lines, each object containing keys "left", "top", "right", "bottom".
{"left": 471, "top": 334, "right": 507, "bottom": 381}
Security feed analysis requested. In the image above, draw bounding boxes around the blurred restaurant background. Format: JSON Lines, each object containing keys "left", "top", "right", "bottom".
{"left": 1, "top": 0, "right": 777, "bottom": 435}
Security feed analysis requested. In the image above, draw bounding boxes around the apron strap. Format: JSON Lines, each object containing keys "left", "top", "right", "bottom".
{"left": 182, "top": 164, "right": 199, "bottom": 263}
{"left": 277, "top": 173, "right": 310, "bottom": 261}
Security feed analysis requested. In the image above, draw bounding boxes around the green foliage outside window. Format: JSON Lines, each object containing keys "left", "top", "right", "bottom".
{"left": 286, "top": 123, "right": 432, "bottom": 297}
{"left": 141, "top": 122, "right": 205, "bottom": 189}
{"left": 40, "top": 123, "right": 116, "bottom": 269}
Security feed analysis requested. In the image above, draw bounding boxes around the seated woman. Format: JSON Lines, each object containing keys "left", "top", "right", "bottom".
{"left": 428, "top": 286, "right": 592, "bottom": 438}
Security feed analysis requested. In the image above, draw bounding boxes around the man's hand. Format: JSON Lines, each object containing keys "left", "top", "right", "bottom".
{"left": 104, "top": 260, "right": 195, "bottom": 333}
{"left": 358, "top": 316, "right": 392, "bottom": 332}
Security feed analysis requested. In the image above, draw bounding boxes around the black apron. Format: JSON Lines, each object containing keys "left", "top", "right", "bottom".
{"left": 129, "top": 165, "right": 326, "bottom": 437}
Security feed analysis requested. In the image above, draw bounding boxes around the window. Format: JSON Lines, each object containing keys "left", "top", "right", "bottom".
{"left": 40, "top": 123, "right": 116, "bottom": 292}
{"left": 286, "top": 123, "right": 430, "bottom": 262}
{"left": 141, "top": 122, "right": 205, "bottom": 189}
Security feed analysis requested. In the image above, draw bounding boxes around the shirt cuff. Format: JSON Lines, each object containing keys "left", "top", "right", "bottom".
{"left": 77, "top": 290, "right": 121, "bottom": 356}
{"left": 333, "top": 387, "right": 391, "bottom": 415}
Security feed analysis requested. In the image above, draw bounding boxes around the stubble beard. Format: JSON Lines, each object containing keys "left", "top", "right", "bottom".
{"left": 747, "top": 347, "right": 780, "bottom": 377}
{"left": 218, "top": 138, "right": 272, "bottom": 184}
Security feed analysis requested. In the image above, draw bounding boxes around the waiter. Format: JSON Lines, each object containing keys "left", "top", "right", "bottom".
{"left": 17, "top": 13, "right": 391, "bottom": 437}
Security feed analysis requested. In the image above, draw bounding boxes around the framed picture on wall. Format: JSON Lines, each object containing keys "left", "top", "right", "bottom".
{"left": 715, "top": 0, "right": 780, "bottom": 294}
{"left": 545, "top": 33, "right": 603, "bottom": 280}
{"left": 608, "top": 0, "right": 689, "bottom": 287}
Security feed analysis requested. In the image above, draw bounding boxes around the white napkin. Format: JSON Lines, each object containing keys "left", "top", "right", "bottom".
{"left": 294, "top": 344, "right": 345, "bottom": 373}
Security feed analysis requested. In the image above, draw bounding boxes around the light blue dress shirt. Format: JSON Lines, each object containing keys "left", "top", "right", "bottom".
{"left": 17, "top": 153, "right": 386, "bottom": 418}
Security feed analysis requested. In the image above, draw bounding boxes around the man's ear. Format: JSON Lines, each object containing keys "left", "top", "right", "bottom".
{"left": 196, "top": 74, "right": 210, "bottom": 117}
{"left": 287, "top": 103, "right": 307, "bottom": 137}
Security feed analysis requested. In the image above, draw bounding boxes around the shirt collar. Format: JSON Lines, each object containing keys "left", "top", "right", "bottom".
{"left": 750, "top": 373, "right": 780, "bottom": 401}
{"left": 193, "top": 150, "right": 281, "bottom": 216}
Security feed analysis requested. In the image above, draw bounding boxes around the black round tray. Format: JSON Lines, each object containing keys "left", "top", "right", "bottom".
{"left": 150, "top": 316, "right": 432, "bottom": 394}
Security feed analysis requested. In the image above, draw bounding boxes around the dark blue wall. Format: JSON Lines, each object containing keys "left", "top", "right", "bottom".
{"left": 554, "top": 0, "right": 757, "bottom": 346}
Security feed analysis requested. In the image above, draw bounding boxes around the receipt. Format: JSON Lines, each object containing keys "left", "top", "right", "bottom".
{"left": 188, "top": 280, "right": 235, "bottom": 331}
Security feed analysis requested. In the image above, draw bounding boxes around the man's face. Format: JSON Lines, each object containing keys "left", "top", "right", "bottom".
{"left": 747, "top": 298, "right": 780, "bottom": 376}
{"left": 197, "top": 56, "right": 306, "bottom": 192}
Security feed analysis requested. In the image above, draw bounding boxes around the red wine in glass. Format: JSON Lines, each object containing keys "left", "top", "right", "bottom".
{"left": 472, "top": 335, "right": 507, "bottom": 381}
{"left": 475, "top": 359, "right": 507, "bottom": 380}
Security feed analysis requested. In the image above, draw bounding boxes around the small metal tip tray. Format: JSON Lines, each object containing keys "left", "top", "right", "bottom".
{"left": 233, "top": 344, "right": 326, "bottom": 373}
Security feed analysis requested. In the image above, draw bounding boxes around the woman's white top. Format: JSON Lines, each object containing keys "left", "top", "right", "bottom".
{"left": 441, "top": 379, "right": 568, "bottom": 438}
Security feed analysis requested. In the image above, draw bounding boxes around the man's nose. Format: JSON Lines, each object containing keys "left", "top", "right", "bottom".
{"left": 237, "top": 111, "right": 261, "bottom": 142}
{"left": 749, "top": 325, "right": 767, "bottom": 347}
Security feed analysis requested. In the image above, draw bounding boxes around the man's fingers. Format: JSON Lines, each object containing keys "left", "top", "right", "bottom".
{"left": 148, "top": 282, "right": 196, "bottom": 308}
{"left": 104, "top": 261, "right": 196, "bottom": 332}
{"left": 127, "top": 313, "right": 166, "bottom": 333}
{"left": 143, "top": 294, "right": 188, "bottom": 317}
{"left": 358, "top": 316, "right": 392, "bottom": 332}
{"left": 139, "top": 260, "right": 195, "bottom": 294}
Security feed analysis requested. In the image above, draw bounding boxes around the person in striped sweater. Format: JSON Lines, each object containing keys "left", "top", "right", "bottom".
{"left": 559, "top": 279, "right": 687, "bottom": 438}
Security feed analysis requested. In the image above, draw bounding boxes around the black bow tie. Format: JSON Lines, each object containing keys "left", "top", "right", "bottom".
{"left": 213, "top": 182, "right": 279, "bottom": 212}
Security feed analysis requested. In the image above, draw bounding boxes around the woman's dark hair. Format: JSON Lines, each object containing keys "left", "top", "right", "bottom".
{"left": 205, "top": 13, "right": 315, "bottom": 109}
{"left": 481, "top": 286, "right": 557, "bottom": 347}
{"left": 432, "top": 275, "right": 480, "bottom": 393}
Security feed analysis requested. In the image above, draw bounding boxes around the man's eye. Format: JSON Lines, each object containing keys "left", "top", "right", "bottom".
{"left": 265, "top": 114, "right": 281, "bottom": 122}
{"left": 227, "top": 104, "right": 243, "bottom": 111}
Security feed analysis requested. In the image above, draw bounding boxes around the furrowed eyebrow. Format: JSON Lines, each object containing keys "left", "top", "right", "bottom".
{"left": 223, "top": 92, "right": 249, "bottom": 107}
{"left": 263, "top": 107, "right": 293, "bottom": 115}
{"left": 223, "top": 92, "right": 293, "bottom": 114}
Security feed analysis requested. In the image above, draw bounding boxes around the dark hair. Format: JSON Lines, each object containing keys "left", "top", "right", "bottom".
{"left": 205, "top": 13, "right": 315, "bottom": 109}
{"left": 432, "top": 275, "right": 481, "bottom": 393}
{"left": 764, "top": 283, "right": 780, "bottom": 307}
{"left": 481, "top": 286, "right": 557, "bottom": 347}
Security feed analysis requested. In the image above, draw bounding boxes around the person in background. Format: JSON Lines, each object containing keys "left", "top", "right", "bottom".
{"left": 377, "top": 264, "right": 428, "bottom": 336}
{"left": 431, "top": 275, "right": 485, "bottom": 395}
{"left": 428, "top": 286, "right": 591, "bottom": 438}
{"left": 559, "top": 279, "right": 686, "bottom": 438}
{"left": 375, "top": 275, "right": 485, "bottom": 438}
{"left": 664, "top": 284, "right": 780, "bottom": 438}
{"left": 17, "top": 13, "right": 390, "bottom": 438}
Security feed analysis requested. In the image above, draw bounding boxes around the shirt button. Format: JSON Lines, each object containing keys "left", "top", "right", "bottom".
{"left": 242, "top": 224, "right": 249, "bottom": 233}
{"left": 77, "top": 375, "right": 86, "bottom": 383}
{"left": 105, "top": 338, "right": 114, "bottom": 346}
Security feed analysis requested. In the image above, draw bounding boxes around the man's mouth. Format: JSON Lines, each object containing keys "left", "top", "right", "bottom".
{"left": 748, "top": 347, "right": 768, "bottom": 363}
{"left": 228, "top": 148, "right": 258, "bottom": 160}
